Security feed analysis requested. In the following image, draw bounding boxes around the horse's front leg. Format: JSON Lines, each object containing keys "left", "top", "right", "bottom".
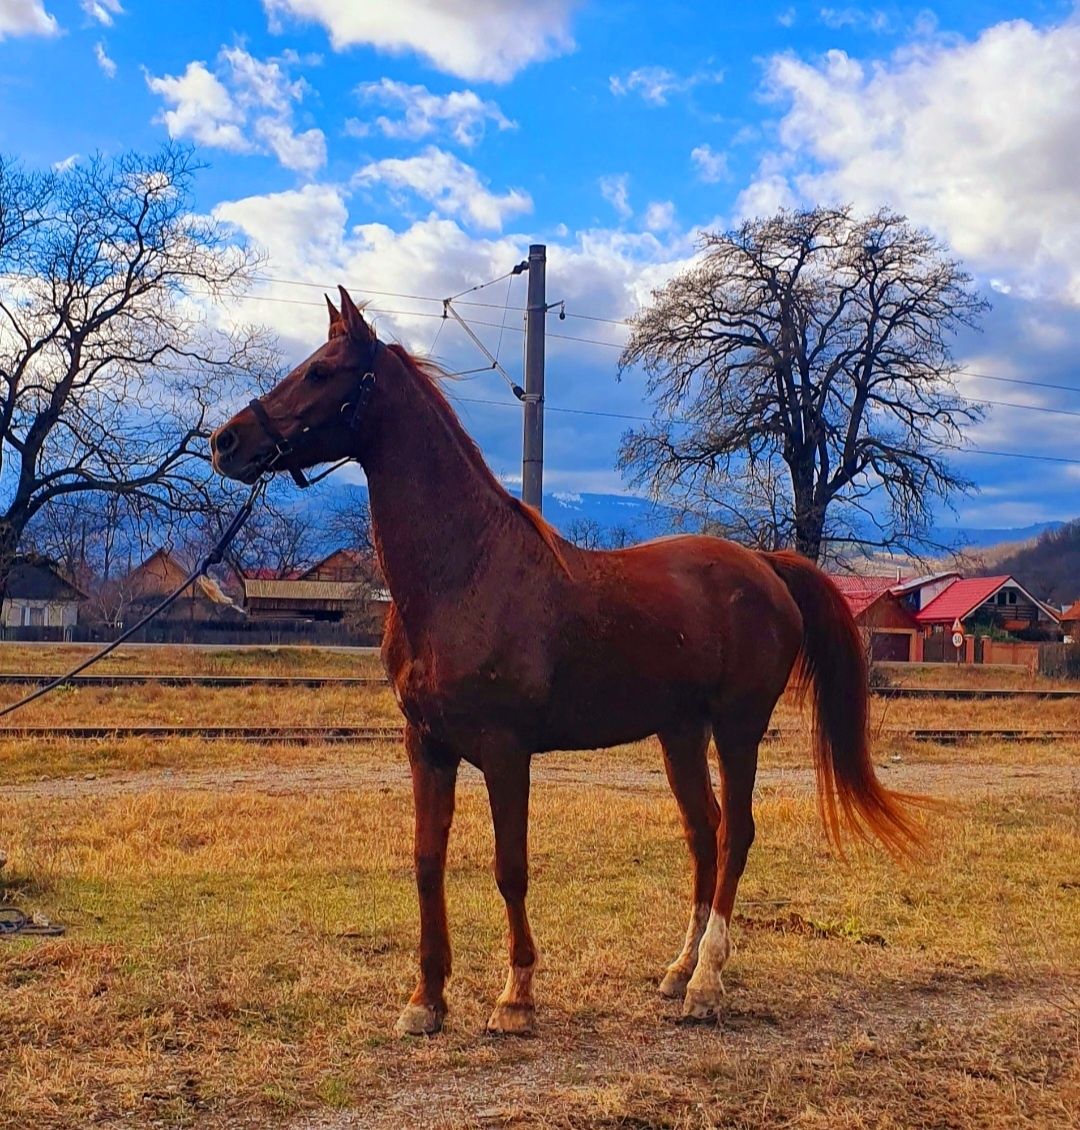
{"left": 396, "top": 725, "right": 460, "bottom": 1037}
{"left": 482, "top": 745, "right": 538, "bottom": 1035}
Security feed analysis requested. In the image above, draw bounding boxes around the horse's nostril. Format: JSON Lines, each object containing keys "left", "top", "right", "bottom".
{"left": 215, "top": 428, "right": 238, "bottom": 457}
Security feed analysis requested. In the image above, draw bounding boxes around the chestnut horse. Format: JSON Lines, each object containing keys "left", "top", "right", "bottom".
{"left": 211, "top": 287, "right": 922, "bottom": 1036}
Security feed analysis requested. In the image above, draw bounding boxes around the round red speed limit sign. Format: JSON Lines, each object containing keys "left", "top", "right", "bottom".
{"left": 951, "top": 630, "right": 965, "bottom": 649}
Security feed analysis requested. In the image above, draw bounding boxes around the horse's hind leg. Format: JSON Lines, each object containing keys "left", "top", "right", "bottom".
{"left": 658, "top": 720, "right": 719, "bottom": 999}
{"left": 683, "top": 716, "right": 762, "bottom": 1021}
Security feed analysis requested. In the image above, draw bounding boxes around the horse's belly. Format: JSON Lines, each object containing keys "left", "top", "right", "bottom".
{"left": 537, "top": 666, "right": 703, "bottom": 751}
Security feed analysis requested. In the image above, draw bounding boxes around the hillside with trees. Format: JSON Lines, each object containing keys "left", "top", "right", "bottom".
{"left": 972, "top": 519, "right": 1080, "bottom": 606}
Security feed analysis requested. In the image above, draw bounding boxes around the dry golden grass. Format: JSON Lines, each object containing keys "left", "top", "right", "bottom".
{"left": 0, "top": 644, "right": 1078, "bottom": 1128}
{"left": 0, "top": 642, "right": 383, "bottom": 678}
{"left": 880, "top": 661, "right": 1075, "bottom": 690}
{"left": 0, "top": 681, "right": 403, "bottom": 729}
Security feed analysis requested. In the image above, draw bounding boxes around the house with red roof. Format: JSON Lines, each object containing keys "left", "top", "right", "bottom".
{"left": 1056, "top": 598, "right": 1079, "bottom": 643}
{"left": 831, "top": 570, "right": 1061, "bottom": 663}
{"left": 830, "top": 574, "right": 920, "bottom": 661}
{"left": 915, "top": 575, "right": 1060, "bottom": 635}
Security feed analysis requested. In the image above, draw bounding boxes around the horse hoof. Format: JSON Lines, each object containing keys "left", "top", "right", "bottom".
{"left": 486, "top": 1001, "right": 536, "bottom": 1036}
{"left": 658, "top": 969, "right": 690, "bottom": 999}
{"left": 682, "top": 988, "right": 721, "bottom": 1022}
{"left": 395, "top": 1002, "right": 445, "bottom": 1037}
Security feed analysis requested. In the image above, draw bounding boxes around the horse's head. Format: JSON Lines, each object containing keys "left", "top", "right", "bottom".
{"left": 210, "top": 287, "right": 385, "bottom": 485}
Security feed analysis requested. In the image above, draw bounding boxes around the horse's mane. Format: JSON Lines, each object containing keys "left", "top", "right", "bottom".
{"left": 387, "top": 344, "right": 570, "bottom": 575}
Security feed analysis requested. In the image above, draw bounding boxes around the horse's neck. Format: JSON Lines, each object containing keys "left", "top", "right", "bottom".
{"left": 360, "top": 368, "right": 513, "bottom": 640}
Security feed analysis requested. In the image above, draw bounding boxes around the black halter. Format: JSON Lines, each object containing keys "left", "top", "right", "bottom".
{"left": 247, "top": 337, "right": 383, "bottom": 489}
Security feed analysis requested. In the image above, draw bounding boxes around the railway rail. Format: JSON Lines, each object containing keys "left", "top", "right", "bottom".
{"left": 0, "top": 725, "right": 402, "bottom": 744}
{"left": 0, "top": 673, "right": 1077, "bottom": 699}
{"left": 0, "top": 725, "right": 1073, "bottom": 744}
{"left": 0, "top": 673, "right": 383, "bottom": 689}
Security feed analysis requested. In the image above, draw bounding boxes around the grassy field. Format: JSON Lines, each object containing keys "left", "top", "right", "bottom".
{"left": 0, "top": 644, "right": 1077, "bottom": 1129}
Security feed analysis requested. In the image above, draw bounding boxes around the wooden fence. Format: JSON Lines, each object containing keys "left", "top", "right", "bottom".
{"left": 1039, "top": 643, "right": 1080, "bottom": 679}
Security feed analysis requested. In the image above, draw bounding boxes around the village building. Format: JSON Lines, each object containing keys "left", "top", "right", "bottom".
{"left": 0, "top": 556, "right": 84, "bottom": 636}
{"left": 832, "top": 570, "right": 1062, "bottom": 663}
{"left": 1057, "top": 598, "right": 1079, "bottom": 644}
{"left": 830, "top": 575, "right": 920, "bottom": 661}
{"left": 242, "top": 548, "right": 390, "bottom": 633}
{"left": 915, "top": 575, "right": 1060, "bottom": 635}
{"left": 114, "top": 549, "right": 242, "bottom": 629}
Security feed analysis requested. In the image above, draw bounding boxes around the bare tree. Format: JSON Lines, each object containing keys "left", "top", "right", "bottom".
{"left": 0, "top": 145, "right": 273, "bottom": 602}
{"left": 565, "top": 516, "right": 605, "bottom": 550}
{"left": 324, "top": 489, "right": 375, "bottom": 558}
{"left": 618, "top": 206, "right": 988, "bottom": 561}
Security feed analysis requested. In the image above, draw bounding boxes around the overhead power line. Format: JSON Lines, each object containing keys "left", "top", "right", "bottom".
{"left": 445, "top": 393, "right": 1080, "bottom": 466}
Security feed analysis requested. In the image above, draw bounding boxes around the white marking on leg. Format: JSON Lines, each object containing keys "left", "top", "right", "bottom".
{"left": 685, "top": 910, "right": 730, "bottom": 997}
{"left": 499, "top": 961, "right": 535, "bottom": 1007}
{"left": 670, "top": 902, "right": 710, "bottom": 977}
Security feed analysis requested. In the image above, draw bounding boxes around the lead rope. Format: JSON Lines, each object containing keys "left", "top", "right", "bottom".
{"left": 0, "top": 477, "right": 268, "bottom": 721}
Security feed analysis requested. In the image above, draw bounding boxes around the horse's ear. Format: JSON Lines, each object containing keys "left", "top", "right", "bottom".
{"left": 338, "top": 286, "right": 371, "bottom": 343}
{"left": 325, "top": 294, "right": 342, "bottom": 338}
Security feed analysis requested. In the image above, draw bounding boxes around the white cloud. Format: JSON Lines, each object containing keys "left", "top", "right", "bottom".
{"left": 748, "top": 17, "right": 1080, "bottom": 302}
{"left": 777, "top": 7, "right": 796, "bottom": 28}
{"left": 355, "top": 146, "right": 532, "bottom": 232}
{"left": 819, "top": 7, "right": 891, "bottom": 33}
{"left": 81, "top": 0, "right": 122, "bottom": 25}
{"left": 212, "top": 184, "right": 696, "bottom": 359}
{"left": 94, "top": 40, "right": 116, "bottom": 78}
{"left": 0, "top": 0, "right": 58, "bottom": 39}
{"left": 355, "top": 78, "right": 515, "bottom": 147}
{"left": 147, "top": 61, "right": 249, "bottom": 152}
{"left": 690, "top": 143, "right": 728, "bottom": 183}
{"left": 609, "top": 64, "right": 723, "bottom": 106}
{"left": 599, "top": 173, "right": 632, "bottom": 220}
{"left": 262, "top": 0, "right": 577, "bottom": 82}
{"left": 146, "top": 47, "right": 326, "bottom": 174}
{"left": 52, "top": 153, "right": 79, "bottom": 172}
{"left": 643, "top": 200, "right": 677, "bottom": 232}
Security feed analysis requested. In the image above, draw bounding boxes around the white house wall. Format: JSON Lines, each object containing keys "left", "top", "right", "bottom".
{"left": 0, "top": 599, "right": 79, "bottom": 628}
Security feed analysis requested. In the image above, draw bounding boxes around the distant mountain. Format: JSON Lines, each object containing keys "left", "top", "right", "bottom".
{"left": 933, "top": 520, "right": 1066, "bottom": 549}
{"left": 310, "top": 481, "right": 1071, "bottom": 560}
{"left": 309, "top": 483, "right": 676, "bottom": 548}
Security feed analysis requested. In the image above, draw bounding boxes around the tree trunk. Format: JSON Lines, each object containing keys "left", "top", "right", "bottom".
{"left": 0, "top": 517, "right": 20, "bottom": 611}
{"left": 790, "top": 461, "right": 824, "bottom": 562}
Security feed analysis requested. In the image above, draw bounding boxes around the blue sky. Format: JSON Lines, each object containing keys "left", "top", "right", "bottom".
{"left": 3, "top": 0, "right": 1079, "bottom": 529}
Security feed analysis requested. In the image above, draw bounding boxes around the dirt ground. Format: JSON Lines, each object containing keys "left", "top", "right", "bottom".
{"left": 3, "top": 751, "right": 1078, "bottom": 803}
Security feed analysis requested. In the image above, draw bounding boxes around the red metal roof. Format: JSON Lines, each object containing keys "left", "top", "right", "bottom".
{"left": 829, "top": 575, "right": 900, "bottom": 596}
{"left": 1062, "top": 599, "right": 1080, "bottom": 623}
{"left": 915, "top": 576, "right": 1009, "bottom": 624}
{"left": 828, "top": 575, "right": 905, "bottom": 619}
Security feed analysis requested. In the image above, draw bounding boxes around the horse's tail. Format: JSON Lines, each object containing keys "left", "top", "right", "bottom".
{"left": 763, "top": 549, "right": 926, "bottom": 858}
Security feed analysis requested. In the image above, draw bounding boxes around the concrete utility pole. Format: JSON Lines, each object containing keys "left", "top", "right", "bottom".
{"left": 522, "top": 243, "right": 546, "bottom": 512}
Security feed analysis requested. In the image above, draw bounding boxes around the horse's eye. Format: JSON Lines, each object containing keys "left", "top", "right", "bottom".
{"left": 306, "top": 363, "right": 329, "bottom": 383}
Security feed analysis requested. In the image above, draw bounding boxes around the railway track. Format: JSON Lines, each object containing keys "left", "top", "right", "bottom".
{"left": 0, "top": 725, "right": 402, "bottom": 744}
{"left": 0, "top": 673, "right": 384, "bottom": 689}
{"left": 875, "top": 687, "right": 1080, "bottom": 700}
{"left": 0, "top": 673, "right": 1077, "bottom": 699}
{"left": 0, "top": 725, "right": 1072, "bottom": 744}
